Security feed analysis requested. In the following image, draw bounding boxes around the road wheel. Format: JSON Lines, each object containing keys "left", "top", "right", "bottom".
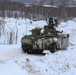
{"left": 48, "top": 42, "right": 57, "bottom": 53}
{"left": 21, "top": 43, "right": 32, "bottom": 53}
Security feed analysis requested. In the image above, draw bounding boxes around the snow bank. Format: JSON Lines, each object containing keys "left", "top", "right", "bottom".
{"left": 58, "top": 20, "right": 76, "bottom": 45}
{"left": 0, "top": 18, "right": 46, "bottom": 44}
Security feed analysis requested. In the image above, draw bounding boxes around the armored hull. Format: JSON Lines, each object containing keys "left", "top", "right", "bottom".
{"left": 21, "top": 34, "right": 69, "bottom": 53}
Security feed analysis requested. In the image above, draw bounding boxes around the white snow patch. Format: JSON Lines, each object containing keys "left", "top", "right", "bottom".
{"left": 0, "top": 18, "right": 76, "bottom": 75}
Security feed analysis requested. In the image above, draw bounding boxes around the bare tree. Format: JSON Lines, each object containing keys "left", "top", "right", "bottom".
{"left": 59, "top": 0, "right": 68, "bottom": 20}
{"left": 39, "top": 0, "right": 45, "bottom": 19}
{"left": 50, "top": 0, "right": 55, "bottom": 6}
{"left": 31, "top": 0, "right": 37, "bottom": 20}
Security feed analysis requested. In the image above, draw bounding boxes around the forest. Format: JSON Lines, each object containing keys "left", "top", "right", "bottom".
{"left": 0, "top": 1, "right": 76, "bottom": 21}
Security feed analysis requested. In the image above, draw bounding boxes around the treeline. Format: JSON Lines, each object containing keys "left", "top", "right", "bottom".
{"left": 0, "top": 1, "right": 76, "bottom": 21}
{"left": 0, "top": 1, "right": 26, "bottom": 18}
{"left": 46, "top": 7, "right": 76, "bottom": 21}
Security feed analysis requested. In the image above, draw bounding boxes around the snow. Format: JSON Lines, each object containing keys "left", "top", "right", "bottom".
{"left": 0, "top": 18, "right": 46, "bottom": 44}
{"left": 43, "top": 5, "right": 57, "bottom": 7}
{"left": 0, "top": 17, "right": 76, "bottom": 75}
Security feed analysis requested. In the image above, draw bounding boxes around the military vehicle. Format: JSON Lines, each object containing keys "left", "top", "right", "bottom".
{"left": 21, "top": 18, "right": 69, "bottom": 53}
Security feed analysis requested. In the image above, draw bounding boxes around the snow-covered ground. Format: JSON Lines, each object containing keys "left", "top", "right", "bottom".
{"left": 0, "top": 18, "right": 76, "bottom": 75}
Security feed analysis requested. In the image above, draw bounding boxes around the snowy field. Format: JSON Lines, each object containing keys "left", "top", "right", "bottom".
{"left": 0, "top": 18, "right": 76, "bottom": 75}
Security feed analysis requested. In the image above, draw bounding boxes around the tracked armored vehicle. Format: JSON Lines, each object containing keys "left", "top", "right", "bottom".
{"left": 21, "top": 18, "right": 69, "bottom": 53}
